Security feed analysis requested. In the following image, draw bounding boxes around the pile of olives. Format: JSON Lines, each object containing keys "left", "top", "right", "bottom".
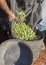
{"left": 13, "top": 22, "right": 40, "bottom": 40}
{"left": 18, "top": 11, "right": 26, "bottom": 20}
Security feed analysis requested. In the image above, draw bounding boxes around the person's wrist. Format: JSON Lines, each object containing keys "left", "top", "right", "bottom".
{"left": 8, "top": 11, "right": 12, "bottom": 16}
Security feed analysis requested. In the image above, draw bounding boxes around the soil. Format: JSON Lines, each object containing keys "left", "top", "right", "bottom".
{"left": 33, "top": 48, "right": 46, "bottom": 65}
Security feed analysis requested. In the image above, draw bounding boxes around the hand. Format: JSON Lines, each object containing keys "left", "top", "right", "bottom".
{"left": 14, "top": 16, "right": 20, "bottom": 22}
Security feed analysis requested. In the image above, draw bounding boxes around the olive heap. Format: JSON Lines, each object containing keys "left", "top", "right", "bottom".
{"left": 13, "top": 22, "right": 40, "bottom": 40}
{"left": 13, "top": 12, "right": 40, "bottom": 40}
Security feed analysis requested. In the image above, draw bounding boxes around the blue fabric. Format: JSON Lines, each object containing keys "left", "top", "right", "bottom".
{"left": 36, "top": 0, "right": 46, "bottom": 31}
{"left": 39, "top": 0, "right": 46, "bottom": 30}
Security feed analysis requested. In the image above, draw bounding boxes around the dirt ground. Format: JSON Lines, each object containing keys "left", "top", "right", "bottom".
{"left": 33, "top": 48, "right": 46, "bottom": 65}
